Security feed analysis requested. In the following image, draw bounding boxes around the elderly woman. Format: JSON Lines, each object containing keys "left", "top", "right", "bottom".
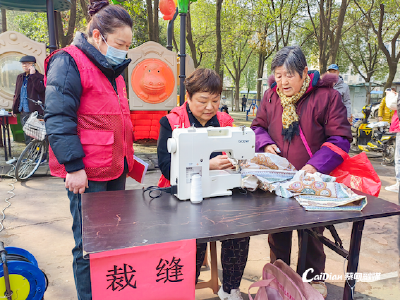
{"left": 251, "top": 46, "right": 352, "bottom": 298}
{"left": 157, "top": 68, "right": 249, "bottom": 300}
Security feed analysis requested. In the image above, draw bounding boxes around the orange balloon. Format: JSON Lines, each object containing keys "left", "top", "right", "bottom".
{"left": 131, "top": 59, "right": 175, "bottom": 104}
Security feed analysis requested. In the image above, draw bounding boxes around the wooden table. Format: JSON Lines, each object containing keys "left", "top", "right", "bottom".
{"left": 82, "top": 188, "right": 400, "bottom": 300}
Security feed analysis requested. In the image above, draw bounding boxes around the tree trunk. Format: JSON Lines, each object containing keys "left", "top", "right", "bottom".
{"left": 1, "top": 9, "right": 6, "bottom": 32}
{"left": 146, "top": 0, "right": 154, "bottom": 41}
{"left": 55, "top": 0, "right": 77, "bottom": 48}
{"left": 385, "top": 65, "right": 397, "bottom": 90}
{"left": 329, "top": 0, "right": 348, "bottom": 64}
{"left": 79, "top": 0, "right": 90, "bottom": 22}
{"left": 256, "top": 52, "right": 265, "bottom": 102}
{"left": 186, "top": 7, "right": 199, "bottom": 67}
{"left": 235, "top": 76, "right": 240, "bottom": 112}
{"left": 153, "top": 0, "right": 159, "bottom": 43}
{"left": 215, "top": 0, "right": 223, "bottom": 73}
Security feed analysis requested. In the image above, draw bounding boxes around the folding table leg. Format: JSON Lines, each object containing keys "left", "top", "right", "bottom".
{"left": 343, "top": 220, "right": 365, "bottom": 300}
{"left": 195, "top": 241, "right": 219, "bottom": 294}
{"left": 297, "top": 229, "right": 308, "bottom": 277}
{"left": 209, "top": 241, "right": 219, "bottom": 294}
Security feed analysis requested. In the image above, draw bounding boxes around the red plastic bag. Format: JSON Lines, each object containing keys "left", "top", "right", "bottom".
{"left": 322, "top": 142, "right": 381, "bottom": 197}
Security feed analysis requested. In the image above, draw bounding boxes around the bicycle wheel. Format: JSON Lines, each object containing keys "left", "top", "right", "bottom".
{"left": 15, "top": 140, "right": 46, "bottom": 181}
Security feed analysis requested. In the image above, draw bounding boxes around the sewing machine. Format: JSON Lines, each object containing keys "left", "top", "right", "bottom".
{"left": 167, "top": 126, "right": 255, "bottom": 200}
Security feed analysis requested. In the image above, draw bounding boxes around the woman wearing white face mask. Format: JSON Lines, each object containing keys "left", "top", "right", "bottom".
{"left": 44, "top": 1, "right": 135, "bottom": 299}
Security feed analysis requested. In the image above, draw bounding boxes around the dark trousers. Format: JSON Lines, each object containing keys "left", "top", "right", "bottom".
{"left": 242, "top": 104, "right": 246, "bottom": 112}
{"left": 196, "top": 237, "right": 250, "bottom": 293}
{"left": 20, "top": 111, "right": 32, "bottom": 145}
{"left": 68, "top": 172, "right": 127, "bottom": 300}
{"left": 268, "top": 227, "right": 326, "bottom": 281}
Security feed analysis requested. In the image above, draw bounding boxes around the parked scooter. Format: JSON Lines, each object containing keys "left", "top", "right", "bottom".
{"left": 351, "top": 104, "right": 396, "bottom": 165}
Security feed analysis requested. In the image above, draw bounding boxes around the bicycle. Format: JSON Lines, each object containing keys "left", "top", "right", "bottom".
{"left": 15, "top": 99, "right": 48, "bottom": 181}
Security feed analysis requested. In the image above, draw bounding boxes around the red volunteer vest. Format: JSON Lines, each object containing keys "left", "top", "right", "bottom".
{"left": 157, "top": 103, "right": 233, "bottom": 187}
{"left": 45, "top": 45, "right": 134, "bottom": 181}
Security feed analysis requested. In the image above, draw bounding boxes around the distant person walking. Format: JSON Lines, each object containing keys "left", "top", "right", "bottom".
{"left": 241, "top": 95, "right": 247, "bottom": 112}
{"left": 327, "top": 64, "right": 352, "bottom": 124}
{"left": 12, "top": 55, "right": 45, "bottom": 145}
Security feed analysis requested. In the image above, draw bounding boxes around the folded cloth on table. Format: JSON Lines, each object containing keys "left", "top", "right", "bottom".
{"left": 240, "top": 153, "right": 296, "bottom": 171}
{"left": 240, "top": 154, "right": 367, "bottom": 211}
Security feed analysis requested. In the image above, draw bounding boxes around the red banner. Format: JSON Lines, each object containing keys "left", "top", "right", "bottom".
{"left": 90, "top": 239, "right": 196, "bottom": 300}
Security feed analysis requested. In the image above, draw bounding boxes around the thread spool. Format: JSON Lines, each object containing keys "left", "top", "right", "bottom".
{"left": 190, "top": 174, "right": 203, "bottom": 204}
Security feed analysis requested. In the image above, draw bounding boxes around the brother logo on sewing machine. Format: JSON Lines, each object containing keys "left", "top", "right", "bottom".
{"left": 167, "top": 126, "right": 255, "bottom": 200}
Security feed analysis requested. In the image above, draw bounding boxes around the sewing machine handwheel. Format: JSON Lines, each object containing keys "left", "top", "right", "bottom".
{"left": 167, "top": 138, "right": 177, "bottom": 153}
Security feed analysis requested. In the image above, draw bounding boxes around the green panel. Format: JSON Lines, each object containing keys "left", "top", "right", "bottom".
{"left": 10, "top": 114, "right": 25, "bottom": 143}
{"left": 0, "top": 0, "right": 71, "bottom": 12}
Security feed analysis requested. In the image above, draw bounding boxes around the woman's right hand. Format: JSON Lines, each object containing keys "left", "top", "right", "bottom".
{"left": 378, "top": 117, "right": 383, "bottom": 122}
{"left": 66, "top": 169, "right": 89, "bottom": 194}
{"left": 264, "top": 144, "right": 280, "bottom": 155}
{"left": 209, "top": 155, "right": 234, "bottom": 170}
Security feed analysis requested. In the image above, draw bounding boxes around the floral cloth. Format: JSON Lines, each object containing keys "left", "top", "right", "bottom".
{"left": 240, "top": 153, "right": 367, "bottom": 211}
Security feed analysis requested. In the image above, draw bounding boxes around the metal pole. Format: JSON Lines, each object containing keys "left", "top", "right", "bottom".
{"left": 53, "top": 10, "right": 59, "bottom": 48}
{"left": 179, "top": 12, "right": 186, "bottom": 105}
{"left": 46, "top": 0, "right": 57, "bottom": 53}
{"left": 167, "top": 8, "right": 178, "bottom": 51}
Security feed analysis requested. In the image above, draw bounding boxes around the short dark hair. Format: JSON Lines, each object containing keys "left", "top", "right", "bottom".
{"left": 87, "top": 0, "right": 133, "bottom": 39}
{"left": 271, "top": 46, "right": 307, "bottom": 78}
{"left": 185, "top": 68, "right": 223, "bottom": 98}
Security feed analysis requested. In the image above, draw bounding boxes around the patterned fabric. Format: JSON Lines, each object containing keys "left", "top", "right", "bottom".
{"left": 18, "top": 75, "right": 29, "bottom": 113}
{"left": 241, "top": 153, "right": 296, "bottom": 171}
{"left": 276, "top": 75, "right": 310, "bottom": 140}
{"left": 196, "top": 237, "right": 250, "bottom": 293}
{"left": 240, "top": 153, "right": 367, "bottom": 211}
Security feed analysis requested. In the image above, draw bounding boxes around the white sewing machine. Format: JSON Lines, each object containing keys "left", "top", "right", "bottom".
{"left": 167, "top": 126, "right": 255, "bottom": 200}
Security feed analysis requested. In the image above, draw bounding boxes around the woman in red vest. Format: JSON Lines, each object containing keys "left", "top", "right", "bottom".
{"left": 157, "top": 68, "right": 250, "bottom": 300}
{"left": 44, "top": 1, "right": 134, "bottom": 299}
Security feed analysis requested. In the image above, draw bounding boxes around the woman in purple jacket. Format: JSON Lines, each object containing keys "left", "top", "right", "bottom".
{"left": 251, "top": 46, "right": 352, "bottom": 298}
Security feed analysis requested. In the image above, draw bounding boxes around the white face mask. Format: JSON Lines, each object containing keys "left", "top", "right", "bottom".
{"left": 99, "top": 34, "right": 128, "bottom": 66}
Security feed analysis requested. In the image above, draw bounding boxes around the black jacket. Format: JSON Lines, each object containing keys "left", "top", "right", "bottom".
{"left": 12, "top": 72, "right": 45, "bottom": 115}
{"left": 44, "top": 32, "right": 131, "bottom": 173}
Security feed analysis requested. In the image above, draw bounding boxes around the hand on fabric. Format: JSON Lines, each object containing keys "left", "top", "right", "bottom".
{"left": 378, "top": 117, "right": 383, "bottom": 122}
{"left": 209, "top": 155, "right": 234, "bottom": 170}
{"left": 301, "top": 164, "right": 317, "bottom": 174}
{"left": 29, "top": 66, "right": 36, "bottom": 75}
{"left": 66, "top": 169, "right": 88, "bottom": 194}
{"left": 263, "top": 144, "right": 281, "bottom": 155}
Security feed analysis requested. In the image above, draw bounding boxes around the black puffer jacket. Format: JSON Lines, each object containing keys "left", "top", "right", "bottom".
{"left": 44, "top": 32, "right": 131, "bottom": 173}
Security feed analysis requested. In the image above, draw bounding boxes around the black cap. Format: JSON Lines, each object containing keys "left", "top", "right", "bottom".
{"left": 19, "top": 55, "right": 36, "bottom": 63}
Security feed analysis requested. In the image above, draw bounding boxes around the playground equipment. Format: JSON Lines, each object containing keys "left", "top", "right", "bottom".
{"left": 246, "top": 99, "right": 259, "bottom": 121}
{"left": 0, "top": 242, "right": 48, "bottom": 300}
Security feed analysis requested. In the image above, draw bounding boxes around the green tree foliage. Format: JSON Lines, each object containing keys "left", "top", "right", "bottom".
{"left": 7, "top": 10, "right": 48, "bottom": 45}
{"left": 354, "top": 0, "right": 400, "bottom": 90}
{"left": 7, "top": 0, "right": 400, "bottom": 97}
{"left": 339, "top": 2, "right": 388, "bottom": 103}
{"left": 122, "top": 0, "right": 152, "bottom": 47}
